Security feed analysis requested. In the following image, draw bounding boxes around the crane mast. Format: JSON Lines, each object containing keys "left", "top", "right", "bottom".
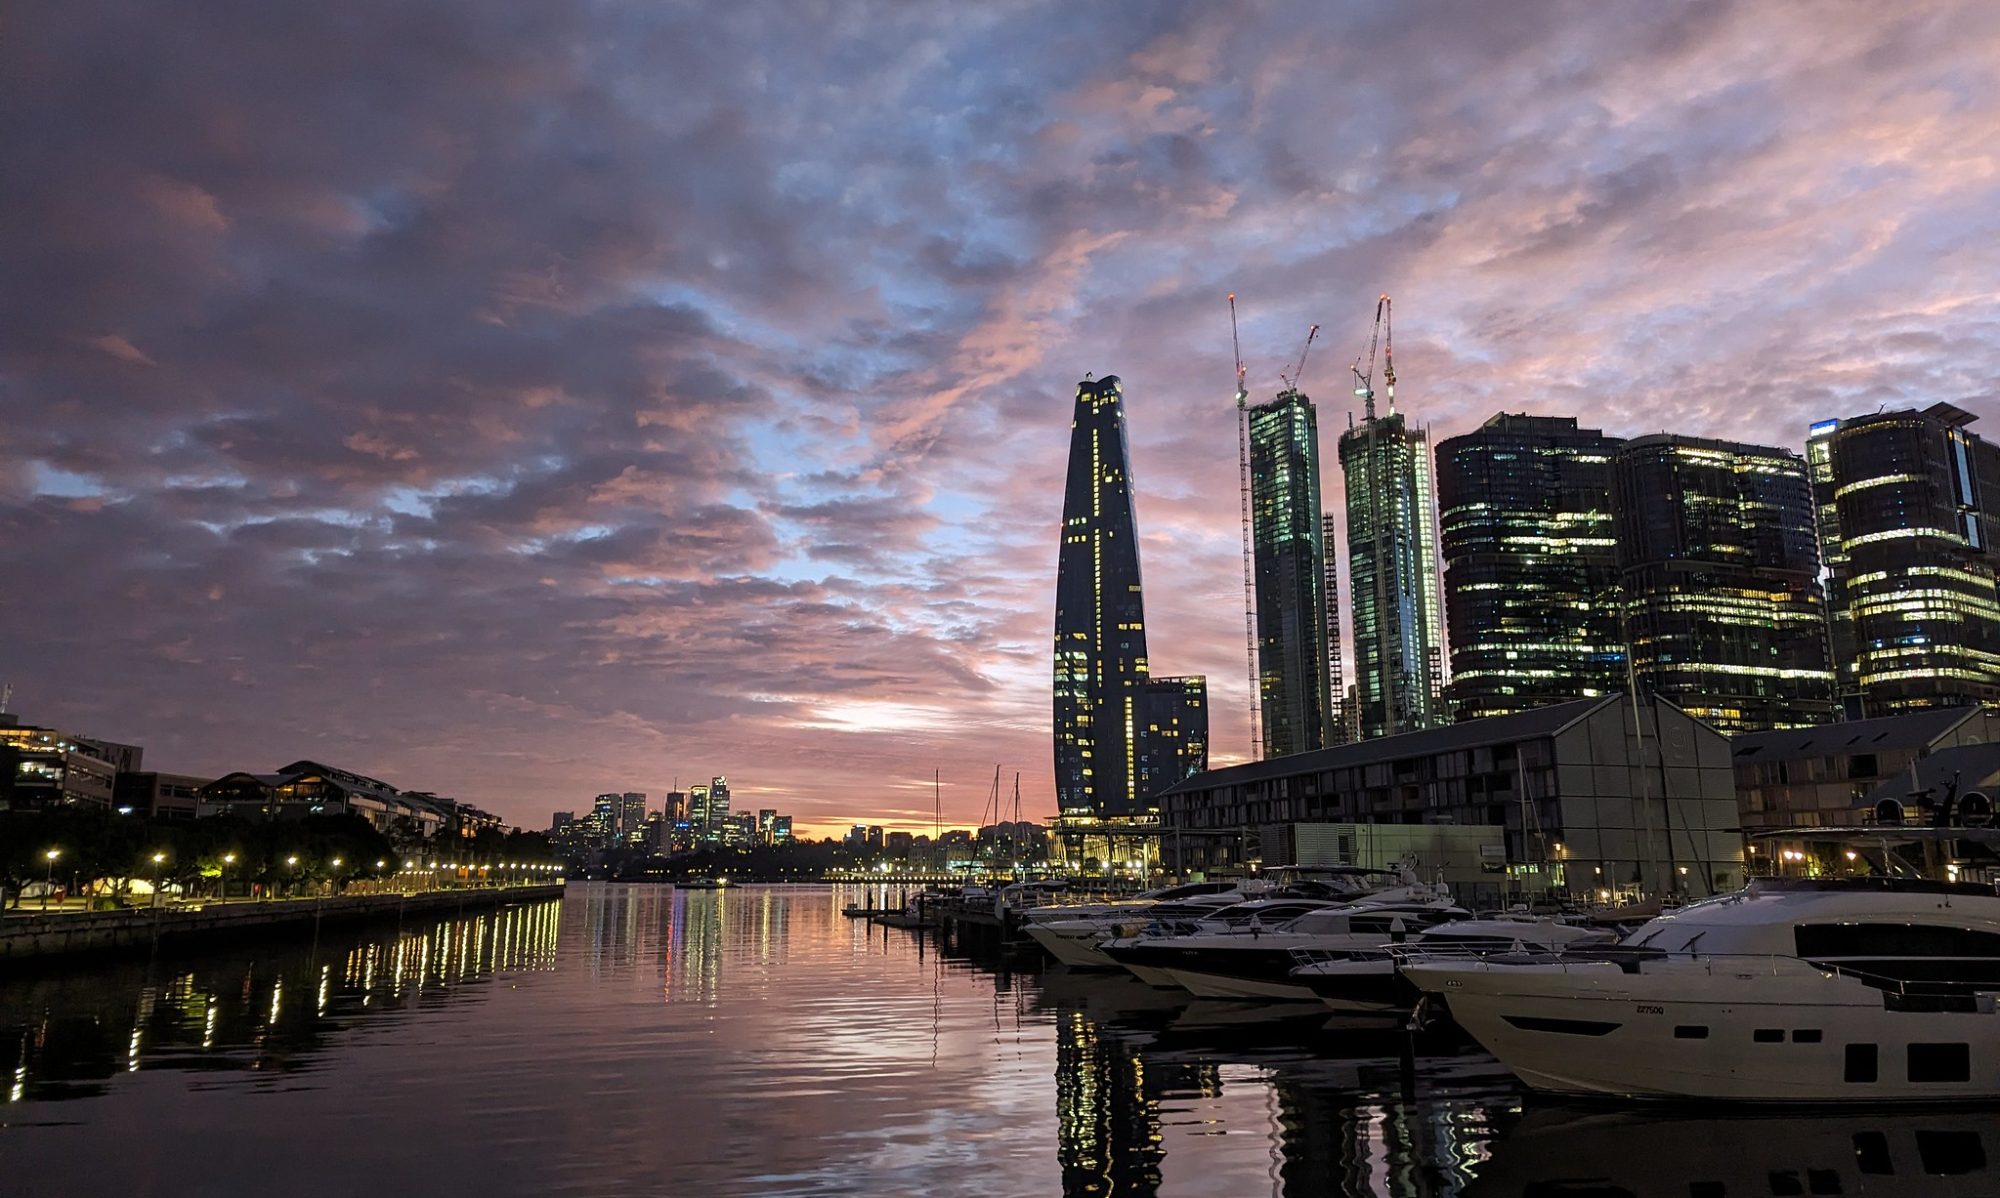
{"left": 1230, "top": 294, "right": 1261, "bottom": 760}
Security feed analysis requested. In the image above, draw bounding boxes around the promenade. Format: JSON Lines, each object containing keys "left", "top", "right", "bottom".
{"left": 0, "top": 882, "right": 566, "bottom": 961}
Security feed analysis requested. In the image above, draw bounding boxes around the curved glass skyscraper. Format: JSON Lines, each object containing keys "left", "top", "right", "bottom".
{"left": 1053, "top": 375, "right": 1206, "bottom": 818}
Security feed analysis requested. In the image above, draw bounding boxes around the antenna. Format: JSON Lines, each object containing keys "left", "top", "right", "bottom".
{"left": 1230, "top": 294, "right": 1262, "bottom": 760}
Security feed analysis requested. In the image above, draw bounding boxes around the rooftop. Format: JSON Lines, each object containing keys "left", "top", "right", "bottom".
{"left": 1731, "top": 707, "right": 1983, "bottom": 760}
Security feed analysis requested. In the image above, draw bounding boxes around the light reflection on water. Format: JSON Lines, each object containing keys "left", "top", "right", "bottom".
{"left": 2, "top": 884, "right": 1995, "bottom": 1197}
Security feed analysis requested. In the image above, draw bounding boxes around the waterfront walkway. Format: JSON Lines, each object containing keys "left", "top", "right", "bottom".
{"left": 0, "top": 883, "right": 566, "bottom": 961}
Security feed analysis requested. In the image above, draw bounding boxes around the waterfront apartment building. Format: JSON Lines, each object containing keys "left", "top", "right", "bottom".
{"left": 1247, "top": 388, "right": 1338, "bottom": 755}
{"left": 1732, "top": 706, "right": 2000, "bottom": 832}
{"left": 1052, "top": 374, "right": 1208, "bottom": 818}
{"left": 1338, "top": 406, "right": 1445, "bottom": 739}
{"left": 1435, "top": 414, "right": 1625, "bottom": 722}
{"left": 1611, "top": 435, "right": 1836, "bottom": 732}
{"left": 0, "top": 716, "right": 120, "bottom": 810}
{"left": 1812, "top": 404, "right": 2000, "bottom": 716}
{"left": 1156, "top": 693, "right": 1744, "bottom": 900}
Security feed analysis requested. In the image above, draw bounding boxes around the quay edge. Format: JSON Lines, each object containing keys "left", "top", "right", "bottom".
{"left": 0, "top": 883, "right": 567, "bottom": 962}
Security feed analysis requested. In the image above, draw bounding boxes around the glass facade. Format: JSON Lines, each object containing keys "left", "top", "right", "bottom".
{"left": 1052, "top": 376, "right": 1207, "bottom": 817}
{"left": 1338, "top": 410, "right": 1445, "bottom": 738}
{"left": 1612, "top": 435, "right": 1835, "bottom": 731}
{"left": 1817, "top": 404, "right": 2000, "bottom": 714}
{"left": 1247, "top": 389, "right": 1337, "bottom": 755}
{"left": 1436, "top": 414, "right": 1625, "bottom": 721}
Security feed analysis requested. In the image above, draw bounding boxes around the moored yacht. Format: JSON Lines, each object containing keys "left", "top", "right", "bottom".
{"left": 1405, "top": 876, "right": 2000, "bottom": 1102}
{"left": 1106, "top": 892, "right": 1469, "bottom": 1000}
{"left": 1291, "top": 917, "right": 1616, "bottom": 1016}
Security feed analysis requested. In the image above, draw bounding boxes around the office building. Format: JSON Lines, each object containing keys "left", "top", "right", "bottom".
{"left": 1814, "top": 404, "right": 2000, "bottom": 715}
{"left": 1338, "top": 403, "right": 1445, "bottom": 738}
{"left": 1247, "top": 388, "right": 1338, "bottom": 755}
{"left": 1134, "top": 675, "right": 1209, "bottom": 800}
{"left": 1435, "top": 414, "right": 1625, "bottom": 721}
{"left": 770, "top": 815, "right": 793, "bottom": 844}
{"left": 1612, "top": 435, "right": 1836, "bottom": 731}
{"left": 706, "top": 777, "right": 732, "bottom": 842}
{"left": 1052, "top": 374, "right": 1208, "bottom": 818}
{"left": 0, "top": 716, "right": 119, "bottom": 810}
{"left": 618, "top": 792, "right": 647, "bottom": 843}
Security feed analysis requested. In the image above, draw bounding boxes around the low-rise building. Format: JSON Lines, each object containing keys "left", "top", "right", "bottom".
{"left": 0, "top": 717, "right": 120, "bottom": 810}
{"left": 1157, "top": 694, "right": 1744, "bottom": 901}
{"left": 1732, "top": 707, "right": 2000, "bottom": 832}
{"left": 114, "top": 770, "right": 209, "bottom": 819}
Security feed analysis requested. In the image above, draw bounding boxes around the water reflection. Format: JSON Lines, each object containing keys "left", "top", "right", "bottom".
{"left": 2, "top": 898, "right": 560, "bottom": 1105}
{"left": 4, "top": 885, "right": 1991, "bottom": 1197}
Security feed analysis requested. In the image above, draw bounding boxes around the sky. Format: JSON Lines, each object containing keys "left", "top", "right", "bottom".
{"left": 4, "top": 2, "right": 1999, "bottom": 838}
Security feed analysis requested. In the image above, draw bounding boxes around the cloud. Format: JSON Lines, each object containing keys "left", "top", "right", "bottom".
{"left": 2, "top": 0, "right": 1997, "bottom": 834}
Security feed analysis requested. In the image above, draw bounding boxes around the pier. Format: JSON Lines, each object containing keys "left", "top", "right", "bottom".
{"left": 0, "top": 883, "right": 566, "bottom": 961}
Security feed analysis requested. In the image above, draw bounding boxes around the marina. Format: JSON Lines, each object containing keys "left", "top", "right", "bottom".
{"left": 11, "top": 881, "right": 1994, "bottom": 1196}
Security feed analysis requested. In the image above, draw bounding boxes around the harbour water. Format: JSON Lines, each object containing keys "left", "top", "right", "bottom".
{"left": 2, "top": 884, "right": 1993, "bottom": 1196}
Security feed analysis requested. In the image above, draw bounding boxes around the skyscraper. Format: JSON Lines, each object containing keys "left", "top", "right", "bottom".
{"left": 618, "top": 792, "right": 647, "bottom": 843}
{"left": 1815, "top": 404, "right": 2000, "bottom": 715}
{"left": 1321, "top": 514, "right": 1349, "bottom": 742}
{"left": 1612, "top": 434, "right": 1836, "bottom": 731}
{"left": 1339, "top": 404, "right": 1445, "bottom": 739}
{"left": 1052, "top": 374, "right": 1207, "bottom": 819}
{"left": 1247, "top": 388, "right": 1336, "bottom": 755}
{"left": 1134, "top": 675, "right": 1208, "bottom": 799}
{"left": 706, "top": 776, "right": 731, "bottom": 842}
{"left": 1435, "top": 413, "right": 1625, "bottom": 721}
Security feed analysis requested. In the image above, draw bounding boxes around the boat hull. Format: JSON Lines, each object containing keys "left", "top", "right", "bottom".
{"left": 1409, "top": 958, "right": 2000, "bottom": 1103}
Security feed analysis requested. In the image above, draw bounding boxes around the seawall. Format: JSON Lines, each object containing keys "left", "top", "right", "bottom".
{"left": 0, "top": 884, "right": 567, "bottom": 961}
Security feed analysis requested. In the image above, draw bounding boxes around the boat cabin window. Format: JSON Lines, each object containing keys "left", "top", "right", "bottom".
{"left": 1908, "top": 1042, "right": 1970, "bottom": 1083}
{"left": 1753, "top": 1028, "right": 1785, "bottom": 1043}
{"left": 1852, "top": 1131, "right": 1892, "bottom": 1174}
{"left": 1792, "top": 1028, "right": 1823, "bottom": 1043}
{"left": 1845, "top": 1043, "right": 1877, "bottom": 1083}
{"left": 1916, "top": 1130, "right": 1986, "bottom": 1175}
{"left": 1796, "top": 924, "right": 2000, "bottom": 959}
{"left": 1673, "top": 1025, "right": 1708, "bottom": 1039}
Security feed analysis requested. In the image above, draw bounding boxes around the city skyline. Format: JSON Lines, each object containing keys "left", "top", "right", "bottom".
{"left": 6, "top": 5, "right": 2000, "bottom": 836}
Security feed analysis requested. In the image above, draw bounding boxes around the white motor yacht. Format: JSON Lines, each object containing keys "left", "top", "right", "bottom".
{"left": 1106, "top": 891, "right": 1469, "bottom": 1000}
{"left": 1098, "top": 896, "right": 1348, "bottom": 987}
{"left": 1023, "top": 887, "right": 1250, "bottom": 969}
{"left": 1290, "top": 917, "right": 1616, "bottom": 1016}
{"left": 1405, "top": 876, "right": 2000, "bottom": 1102}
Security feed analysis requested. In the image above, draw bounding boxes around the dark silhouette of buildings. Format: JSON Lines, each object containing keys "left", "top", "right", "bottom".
{"left": 1612, "top": 434, "right": 1835, "bottom": 731}
{"left": 1436, "top": 414, "right": 1625, "bottom": 721}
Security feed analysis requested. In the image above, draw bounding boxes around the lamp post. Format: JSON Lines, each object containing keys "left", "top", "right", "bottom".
{"left": 284, "top": 855, "right": 299, "bottom": 898}
{"left": 150, "top": 851, "right": 167, "bottom": 909}
{"left": 43, "top": 849, "right": 59, "bottom": 910}
{"left": 221, "top": 853, "right": 236, "bottom": 901}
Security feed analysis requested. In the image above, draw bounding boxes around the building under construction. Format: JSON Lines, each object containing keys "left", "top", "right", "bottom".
{"left": 1246, "top": 386, "right": 1341, "bottom": 755}
{"left": 1336, "top": 297, "right": 1445, "bottom": 739}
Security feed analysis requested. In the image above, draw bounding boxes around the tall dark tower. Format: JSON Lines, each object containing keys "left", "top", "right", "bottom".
{"left": 1248, "top": 388, "right": 1337, "bottom": 756}
{"left": 1612, "top": 435, "right": 1836, "bottom": 731}
{"left": 1053, "top": 375, "right": 1153, "bottom": 819}
{"left": 1436, "top": 413, "right": 1625, "bottom": 721}
{"left": 1816, "top": 404, "right": 2000, "bottom": 715}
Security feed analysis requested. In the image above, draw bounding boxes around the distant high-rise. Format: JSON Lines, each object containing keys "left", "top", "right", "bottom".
{"left": 618, "top": 792, "right": 647, "bottom": 843}
{"left": 688, "top": 784, "right": 711, "bottom": 838}
{"left": 1052, "top": 374, "right": 1207, "bottom": 818}
{"left": 1612, "top": 435, "right": 1835, "bottom": 731}
{"left": 1320, "top": 514, "right": 1348, "bottom": 742}
{"left": 1247, "top": 388, "right": 1337, "bottom": 755}
{"left": 1815, "top": 404, "right": 2000, "bottom": 715}
{"left": 1339, "top": 403, "right": 1445, "bottom": 739}
{"left": 706, "top": 777, "right": 731, "bottom": 842}
{"left": 1436, "top": 414, "right": 1625, "bottom": 721}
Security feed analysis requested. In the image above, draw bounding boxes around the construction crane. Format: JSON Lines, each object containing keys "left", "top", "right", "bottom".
{"left": 1349, "top": 294, "right": 1394, "bottom": 418}
{"left": 1230, "top": 294, "right": 1261, "bottom": 760}
{"left": 1278, "top": 324, "right": 1321, "bottom": 393}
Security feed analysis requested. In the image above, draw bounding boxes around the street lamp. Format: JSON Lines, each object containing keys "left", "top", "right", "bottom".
{"left": 43, "top": 848, "right": 59, "bottom": 910}
{"left": 284, "top": 854, "right": 299, "bottom": 897}
{"left": 150, "top": 851, "right": 167, "bottom": 908}
{"left": 221, "top": 852, "right": 236, "bottom": 901}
